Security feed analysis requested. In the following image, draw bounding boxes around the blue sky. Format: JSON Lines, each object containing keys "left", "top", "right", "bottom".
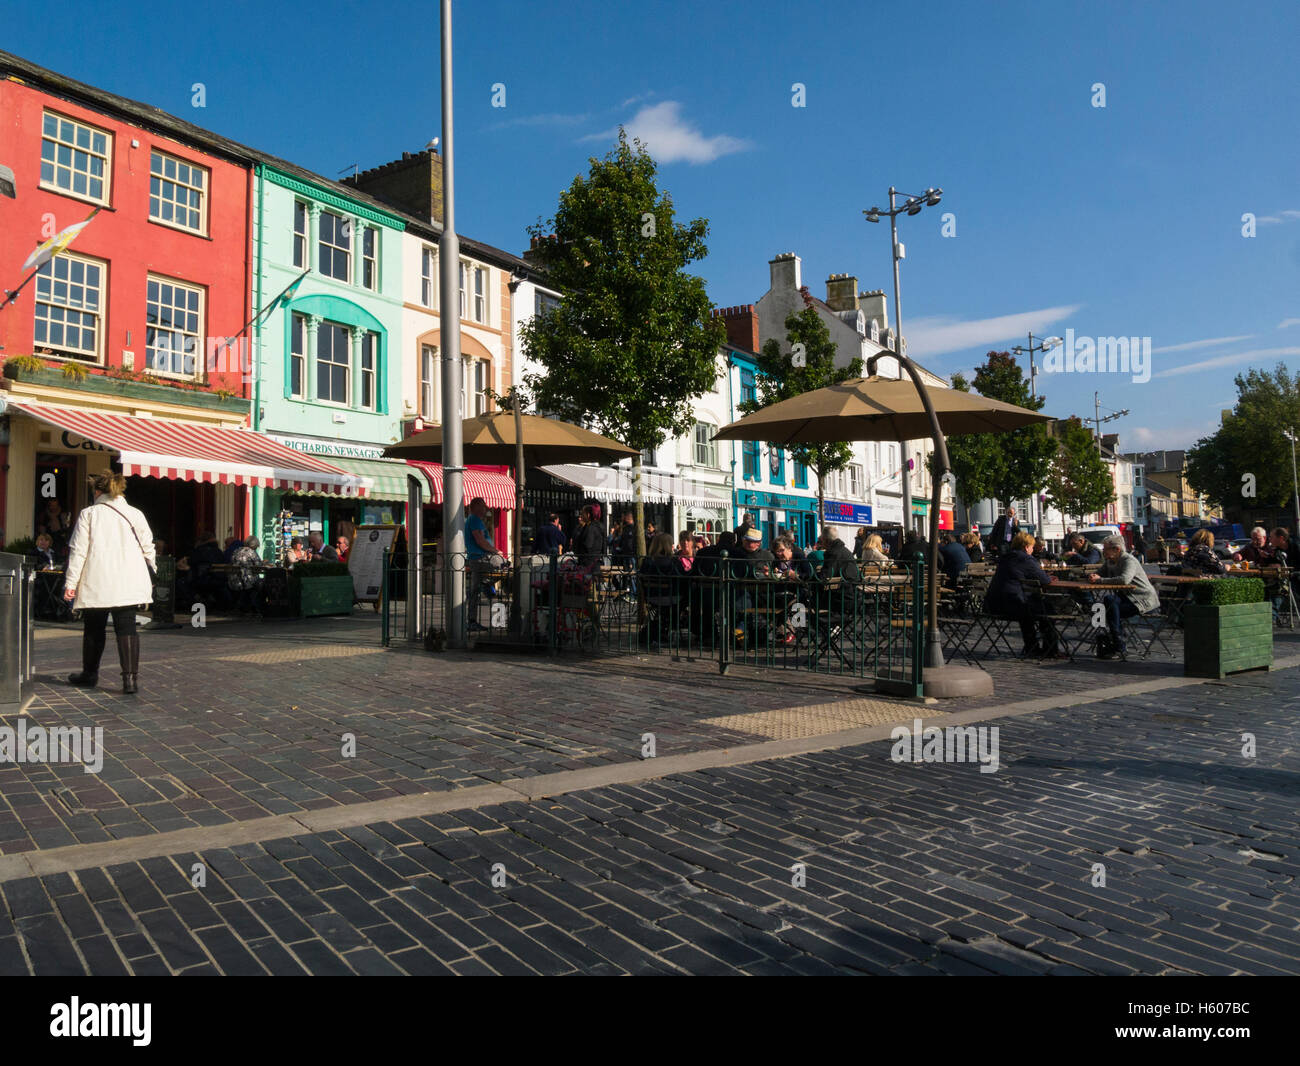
{"left": 8, "top": 0, "right": 1299, "bottom": 449}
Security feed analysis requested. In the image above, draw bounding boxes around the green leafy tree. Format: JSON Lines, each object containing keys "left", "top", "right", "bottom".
{"left": 1186, "top": 364, "right": 1300, "bottom": 515}
{"left": 932, "top": 351, "right": 1055, "bottom": 518}
{"left": 1044, "top": 417, "right": 1116, "bottom": 529}
{"left": 521, "top": 130, "right": 724, "bottom": 557}
{"left": 747, "top": 306, "right": 863, "bottom": 534}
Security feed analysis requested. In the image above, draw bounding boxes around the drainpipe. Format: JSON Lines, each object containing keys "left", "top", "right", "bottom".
{"left": 250, "top": 163, "right": 265, "bottom": 550}
{"left": 725, "top": 353, "right": 738, "bottom": 531}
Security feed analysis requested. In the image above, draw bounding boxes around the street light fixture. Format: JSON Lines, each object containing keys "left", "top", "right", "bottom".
{"left": 1284, "top": 428, "right": 1300, "bottom": 527}
{"left": 864, "top": 185, "right": 990, "bottom": 697}
{"left": 1010, "top": 332, "right": 1061, "bottom": 535}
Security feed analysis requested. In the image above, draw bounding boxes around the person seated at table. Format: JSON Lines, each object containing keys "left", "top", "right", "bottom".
{"left": 1232, "top": 527, "right": 1275, "bottom": 566}
{"left": 731, "top": 527, "right": 774, "bottom": 579}
{"left": 771, "top": 535, "right": 814, "bottom": 581}
{"left": 334, "top": 535, "right": 351, "bottom": 563}
{"left": 571, "top": 505, "right": 606, "bottom": 570}
{"left": 895, "top": 529, "right": 927, "bottom": 564}
{"left": 938, "top": 532, "right": 971, "bottom": 587}
{"left": 307, "top": 531, "right": 339, "bottom": 562}
{"left": 30, "top": 532, "right": 60, "bottom": 570}
{"left": 286, "top": 537, "right": 307, "bottom": 564}
{"left": 1032, "top": 537, "right": 1058, "bottom": 564}
{"left": 859, "top": 533, "right": 891, "bottom": 565}
{"left": 961, "top": 532, "right": 984, "bottom": 563}
{"left": 187, "top": 531, "right": 228, "bottom": 608}
{"left": 228, "top": 536, "right": 264, "bottom": 613}
{"left": 638, "top": 533, "right": 686, "bottom": 641}
{"left": 674, "top": 530, "right": 696, "bottom": 572}
{"left": 1063, "top": 533, "right": 1101, "bottom": 566}
{"left": 1180, "top": 529, "right": 1225, "bottom": 576}
{"left": 1089, "top": 534, "right": 1160, "bottom": 659}
{"left": 221, "top": 535, "right": 243, "bottom": 564}
{"left": 36, "top": 497, "right": 74, "bottom": 556}
{"left": 816, "top": 525, "right": 860, "bottom": 584}
{"left": 1268, "top": 527, "right": 1294, "bottom": 566}
{"left": 984, "top": 531, "right": 1061, "bottom": 658}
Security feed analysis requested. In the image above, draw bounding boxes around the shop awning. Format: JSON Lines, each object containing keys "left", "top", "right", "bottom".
{"left": 406, "top": 461, "right": 516, "bottom": 510}
{"left": 539, "top": 464, "right": 731, "bottom": 509}
{"left": 281, "top": 455, "right": 417, "bottom": 501}
{"left": 10, "top": 401, "right": 368, "bottom": 496}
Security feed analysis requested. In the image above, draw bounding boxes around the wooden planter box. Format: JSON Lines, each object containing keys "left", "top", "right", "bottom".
{"left": 1183, "top": 602, "right": 1272, "bottom": 678}
{"left": 294, "top": 575, "right": 355, "bottom": 618}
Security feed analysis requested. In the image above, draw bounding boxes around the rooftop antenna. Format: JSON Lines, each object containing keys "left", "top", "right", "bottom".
{"left": 338, "top": 163, "right": 359, "bottom": 180}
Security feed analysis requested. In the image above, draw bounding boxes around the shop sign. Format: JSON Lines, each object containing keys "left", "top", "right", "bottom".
{"left": 823, "top": 500, "right": 872, "bottom": 525}
{"left": 59, "top": 431, "right": 110, "bottom": 453}
{"left": 268, "top": 434, "right": 385, "bottom": 460}
{"left": 911, "top": 501, "right": 929, "bottom": 515}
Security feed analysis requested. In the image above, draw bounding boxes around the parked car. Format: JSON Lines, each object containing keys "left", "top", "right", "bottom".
{"left": 1077, "top": 525, "right": 1122, "bottom": 545}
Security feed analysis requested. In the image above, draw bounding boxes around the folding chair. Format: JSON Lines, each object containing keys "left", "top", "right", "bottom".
{"left": 1123, "top": 610, "right": 1174, "bottom": 660}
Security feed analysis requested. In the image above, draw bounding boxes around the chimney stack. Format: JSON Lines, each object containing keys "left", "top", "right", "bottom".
{"left": 769, "top": 252, "right": 801, "bottom": 292}
{"left": 860, "top": 288, "right": 888, "bottom": 332}
{"left": 342, "top": 149, "right": 444, "bottom": 224}
{"left": 824, "top": 273, "right": 859, "bottom": 312}
{"left": 711, "top": 304, "right": 761, "bottom": 353}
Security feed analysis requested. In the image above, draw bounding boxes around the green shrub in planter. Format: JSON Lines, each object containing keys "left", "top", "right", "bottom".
{"left": 2, "top": 536, "right": 38, "bottom": 556}
{"left": 1190, "top": 578, "right": 1264, "bottom": 606}
{"left": 293, "top": 561, "right": 350, "bottom": 578}
{"left": 1184, "top": 577, "right": 1271, "bottom": 678}
{"left": 289, "top": 561, "right": 353, "bottom": 616}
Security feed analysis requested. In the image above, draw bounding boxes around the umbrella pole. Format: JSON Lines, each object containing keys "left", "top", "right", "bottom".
{"left": 511, "top": 394, "right": 526, "bottom": 638}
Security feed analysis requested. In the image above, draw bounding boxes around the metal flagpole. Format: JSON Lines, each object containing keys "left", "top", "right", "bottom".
{"left": 440, "top": 0, "right": 466, "bottom": 648}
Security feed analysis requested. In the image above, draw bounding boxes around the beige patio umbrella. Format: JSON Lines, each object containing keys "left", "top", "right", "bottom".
{"left": 385, "top": 405, "right": 636, "bottom": 639}
{"left": 715, "top": 374, "right": 1051, "bottom": 698}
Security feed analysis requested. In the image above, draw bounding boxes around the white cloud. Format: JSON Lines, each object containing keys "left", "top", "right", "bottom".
{"left": 1129, "top": 422, "right": 1217, "bottom": 449}
{"left": 1152, "top": 346, "right": 1300, "bottom": 378}
{"left": 582, "top": 101, "right": 751, "bottom": 164}
{"left": 905, "top": 305, "right": 1082, "bottom": 358}
{"left": 1257, "top": 209, "right": 1300, "bottom": 225}
{"left": 1279, "top": 318, "right": 1300, "bottom": 330}
{"left": 1152, "top": 334, "right": 1254, "bottom": 354}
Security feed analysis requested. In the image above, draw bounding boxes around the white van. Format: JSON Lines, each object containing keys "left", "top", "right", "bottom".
{"left": 1078, "top": 525, "right": 1122, "bottom": 545}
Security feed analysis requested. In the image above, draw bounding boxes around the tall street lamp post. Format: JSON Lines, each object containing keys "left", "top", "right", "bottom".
{"left": 1285, "top": 428, "right": 1300, "bottom": 528}
{"left": 1011, "top": 332, "right": 1060, "bottom": 535}
{"left": 865, "top": 187, "right": 992, "bottom": 697}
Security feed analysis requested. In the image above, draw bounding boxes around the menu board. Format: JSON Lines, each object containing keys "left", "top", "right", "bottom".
{"left": 348, "top": 525, "right": 398, "bottom": 603}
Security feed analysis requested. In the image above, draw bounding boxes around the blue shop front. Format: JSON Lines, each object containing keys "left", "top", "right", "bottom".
{"left": 735, "top": 488, "right": 820, "bottom": 548}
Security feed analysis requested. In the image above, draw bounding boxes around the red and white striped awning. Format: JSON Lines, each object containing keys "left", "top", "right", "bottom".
{"left": 10, "top": 402, "right": 369, "bottom": 496}
{"left": 406, "top": 461, "right": 516, "bottom": 510}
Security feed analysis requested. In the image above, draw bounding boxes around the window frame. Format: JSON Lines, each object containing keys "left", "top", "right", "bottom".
{"left": 39, "top": 110, "right": 112, "bottom": 206}
{"left": 421, "top": 247, "right": 437, "bottom": 307}
{"left": 359, "top": 331, "right": 377, "bottom": 411}
{"left": 293, "top": 201, "right": 307, "bottom": 268}
{"left": 361, "top": 227, "right": 378, "bottom": 291}
{"left": 793, "top": 461, "right": 808, "bottom": 489}
{"left": 742, "top": 440, "right": 760, "bottom": 481}
{"left": 693, "top": 422, "right": 717, "bottom": 468}
{"left": 290, "top": 313, "right": 306, "bottom": 399}
{"left": 849, "top": 463, "right": 863, "bottom": 497}
{"left": 314, "top": 320, "right": 351, "bottom": 406}
{"left": 148, "top": 148, "right": 208, "bottom": 236}
{"left": 318, "top": 211, "right": 351, "bottom": 282}
{"left": 144, "top": 273, "right": 206, "bottom": 379}
{"left": 32, "top": 251, "right": 107, "bottom": 364}
{"left": 420, "top": 344, "right": 438, "bottom": 418}
{"left": 769, "top": 445, "right": 785, "bottom": 485}
{"left": 458, "top": 261, "right": 467, "bottom": 319}
{"left": 473, "top": 266, "right": 488, "bottom": 323}
{"left": 739, "top": 368, "right": 757, "bottom": 406}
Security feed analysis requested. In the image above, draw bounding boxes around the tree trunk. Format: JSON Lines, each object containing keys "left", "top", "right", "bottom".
{"left": 815, "top": 464, "right": 825, "bottom": 542}
{"left": 633, "top": 453, "right": 646, "bottom": 560}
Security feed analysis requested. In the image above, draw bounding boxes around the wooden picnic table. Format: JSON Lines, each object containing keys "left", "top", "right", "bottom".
{"left": 1048, "top": 579, "right": 1134, "bottom": 590}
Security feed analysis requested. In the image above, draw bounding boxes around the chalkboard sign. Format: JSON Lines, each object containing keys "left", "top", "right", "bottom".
{"left": 348, "top": 525, "right": 397, "bottom": 603}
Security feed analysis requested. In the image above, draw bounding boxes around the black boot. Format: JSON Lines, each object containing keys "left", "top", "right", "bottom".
{"left": 117, "top": 633, "right": 140, "bottom": 694}
{"left": 70, "top": 624, "right": 105, "bottom": 686}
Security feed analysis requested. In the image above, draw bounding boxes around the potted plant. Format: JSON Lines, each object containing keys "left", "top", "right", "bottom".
{"left": 289, "top": 561, "right": 354, "bottom": 617}
{"left": 1183, "top": 577, "right": 1271, "bottom": 678}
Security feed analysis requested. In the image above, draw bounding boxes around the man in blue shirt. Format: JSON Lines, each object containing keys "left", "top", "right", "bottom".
{"left": 465, "top": 497, "right": 496, "bottom": 631}
{"left": 532, "top": 513, "right": 567, "bottom": 555}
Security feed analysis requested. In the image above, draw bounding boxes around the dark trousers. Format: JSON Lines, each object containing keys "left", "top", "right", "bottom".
{"left": 1103, "top": 594, "right": 1140, "bottom": 647}
{"left": 1003, "top": 600, "right": 1057, "bottom": 653}
{"left": 81, "top": 606, "right": 137, "bottom": 674}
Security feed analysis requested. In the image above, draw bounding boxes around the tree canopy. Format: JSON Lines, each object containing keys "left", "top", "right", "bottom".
{"left": 1044, "top": 417, "right": 1116, "bottom": 527}
{"left": 1185, "top": 364, "right": 1300, "bottom": 513}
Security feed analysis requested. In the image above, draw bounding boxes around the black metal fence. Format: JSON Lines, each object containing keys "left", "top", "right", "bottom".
{"left": 383, "top": 550, "right": 924, "bottom": 696}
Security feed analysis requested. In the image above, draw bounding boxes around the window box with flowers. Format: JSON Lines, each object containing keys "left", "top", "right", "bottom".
{"left": 2, "top": 356, "right": 248, "bottom": 413}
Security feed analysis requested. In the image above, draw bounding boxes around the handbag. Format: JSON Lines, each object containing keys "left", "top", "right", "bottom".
{"left": 101, "top": 501, "right": 158, "bottom": 581}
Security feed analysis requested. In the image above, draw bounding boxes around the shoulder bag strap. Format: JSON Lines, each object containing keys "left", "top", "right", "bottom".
{"left": 101, "top": 502, "right": 157, "bottom": 578}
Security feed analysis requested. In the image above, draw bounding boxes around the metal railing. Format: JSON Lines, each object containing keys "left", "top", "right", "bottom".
{"left": 383, "top": 549, "right": 924, "bottom": 695}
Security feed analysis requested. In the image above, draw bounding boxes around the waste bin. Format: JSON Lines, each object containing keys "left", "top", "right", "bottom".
{"left": 1, "top": 551, "right": 36, "bottom": 713}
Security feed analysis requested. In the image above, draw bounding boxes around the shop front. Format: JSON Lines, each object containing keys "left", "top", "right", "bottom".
{"left": 740, "top": 489, "right": 819, "bottom": 548}
{"left": 823, "top": 500, "right": 873, "bottom": 542}
{"left": 0, "top": 399, "right": 364, "bottom": 560}
{"left": 873, "top": 493, "right": 905, "bottom": 527}
{"left": 405, "top": 460, "right": 516, "bottom": 558}
{"left": 538, "top": 463, "right": 673, "bottom": 542}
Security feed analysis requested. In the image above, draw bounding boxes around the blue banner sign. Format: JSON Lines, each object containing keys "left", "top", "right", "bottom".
{"left": 823, "top": 500, "right": 872, "bottom": 524}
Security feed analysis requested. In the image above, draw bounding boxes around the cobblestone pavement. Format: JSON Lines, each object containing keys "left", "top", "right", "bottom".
{"left": 2, "top": 643, "right": 1297, "bottom": 975}
{"left": 5, "top": 614, "right": 1295, "bottom": 855}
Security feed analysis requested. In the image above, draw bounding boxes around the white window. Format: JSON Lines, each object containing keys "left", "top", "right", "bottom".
{"left": 33, "top": 253, "right": 104, "bottom": 362}
{"left": 1134, "top": 467, "right": 1143, "bottom": 488}
{"left": 421, "top": 247, "right": 437, "bottom": 307}
{"left": 849, "top": 464, "right": 863, "bottom": 497}
{"left": 458, "top": 261, "right": 467, "bottom": 318}
{"left": 316, "top": 322, "right": 350, "bottom": 404}
{"left": 318, "top": 211, "right": 351, "bottom": 281}
{"left": 472, "top": 360, "right": 489, "bottom": 415}
{"left": 361, "top": 227, "right": 378, "bottom": 290}
{"left": 873, "top": 442, "right": 881, "bottom": 475}
{"left": 360, "top": 331, "right": 377, "bottom": 409}
{"left": 535, "top": 290, "right": 560, "bottom": 317}
{"left": 145, "top": 275, "right": 203, "bottom": 377}
{"left": 293, "top": 202, "right": 307, "bottom": 268}
{"left": 888, "top": 445, "right": 898, "bottom": 478}
{"left": 290, "top": 314, "right": 306, "bottom": 398}
{"left": 40, "top": 112, "right": 110, "bottom": 203}
{"left": 420, "top": 344, "right": 437, "bottom": 417}
{"left": 149, "top": 150, "right": 207, "bottom": 234}
{"left": 473, "top": 266, "right": 487, "bottom": 322}
{"left": 694, "top": 423, "right": 717, "bottom": 467}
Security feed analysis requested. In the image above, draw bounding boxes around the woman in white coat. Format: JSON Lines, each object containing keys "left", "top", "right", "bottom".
{"left": 62, "top": 472, "right": 157, "bottom": 694}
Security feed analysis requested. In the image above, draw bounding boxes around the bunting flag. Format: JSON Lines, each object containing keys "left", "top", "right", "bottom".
{"left": 21, "top": 207, "right": 100, "bottom": 272}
